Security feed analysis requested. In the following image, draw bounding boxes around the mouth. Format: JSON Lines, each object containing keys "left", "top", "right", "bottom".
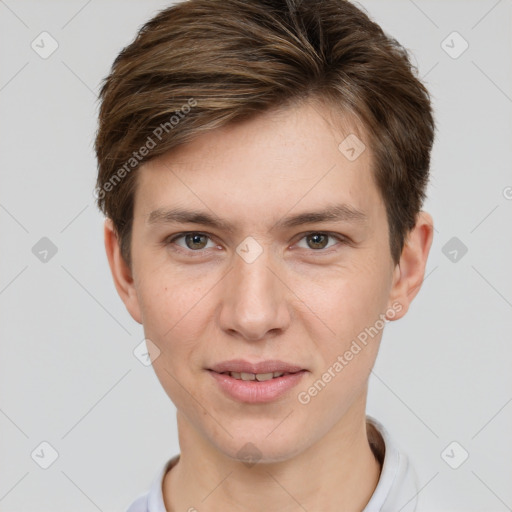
{"left": 207, "top": 360, "right": 308, "bottom": 403}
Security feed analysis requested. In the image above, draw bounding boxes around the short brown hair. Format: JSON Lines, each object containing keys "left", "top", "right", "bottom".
{"left": 95, "top": 0, "right": 435, "bottom": 267}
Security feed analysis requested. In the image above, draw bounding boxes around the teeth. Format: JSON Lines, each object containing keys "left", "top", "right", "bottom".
{"left": 255, "top": 372, "right": 274, "bottom": 381}
{"left": 226, "top": 371, "right": 288, "bottom": 380}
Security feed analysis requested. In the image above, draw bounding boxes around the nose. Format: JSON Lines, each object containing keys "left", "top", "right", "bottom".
{"left": 218, "top": 246, "right": 291, "bottom": 341}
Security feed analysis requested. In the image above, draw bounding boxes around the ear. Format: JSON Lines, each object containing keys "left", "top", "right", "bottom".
{"left": 103, "top": 218, "right": 143, "bottom": 324}
{"left": 386, "top": 211, "right": 434, "bottom": 321}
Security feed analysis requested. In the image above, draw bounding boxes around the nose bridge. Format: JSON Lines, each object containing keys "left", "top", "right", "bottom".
{"left": 219, "top": 241, "right": 289, "bottom": 340}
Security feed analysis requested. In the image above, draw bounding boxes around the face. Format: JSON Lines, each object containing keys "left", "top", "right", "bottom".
{"left": 106, "top": 101, "right": 430, "bottom": 463}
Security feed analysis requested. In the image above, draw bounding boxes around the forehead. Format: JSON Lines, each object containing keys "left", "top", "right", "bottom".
{"left": 133, "top": 101, "right": 385, "bottom": 230}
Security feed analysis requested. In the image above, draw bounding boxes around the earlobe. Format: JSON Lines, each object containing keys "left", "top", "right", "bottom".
{"left": 103, "top": 218, "right": 143, "bottom": 324}
{"left": 387, "top": 211, "right": 434, "bottom": 321}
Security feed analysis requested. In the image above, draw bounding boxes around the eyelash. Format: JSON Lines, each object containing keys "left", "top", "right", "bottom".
{"left": 165, "top": 231, "right": 348, "bottom": 257}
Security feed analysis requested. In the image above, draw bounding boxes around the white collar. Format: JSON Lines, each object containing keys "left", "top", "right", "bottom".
{"left": 363, "top": 416, "right": 419, "bottom": 511}
{"left": 126, "top": 415, "right": 419, "bottom": 512}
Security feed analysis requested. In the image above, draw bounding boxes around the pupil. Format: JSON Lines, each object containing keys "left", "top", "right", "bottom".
{"left": 309, "top": 233, "right": 327, "bottom": 249}
{"left": 186, "top": 233, "right": 206, "bottom": 249}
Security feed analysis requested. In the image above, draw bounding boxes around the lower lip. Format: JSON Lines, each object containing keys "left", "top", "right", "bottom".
{"left": 208, "top": 370, "right": 307, "bottom": 404}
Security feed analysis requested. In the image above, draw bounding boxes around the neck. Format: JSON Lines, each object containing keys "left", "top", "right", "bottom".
{"left": 163, "top": 400, "right": 382, "bottom": 512}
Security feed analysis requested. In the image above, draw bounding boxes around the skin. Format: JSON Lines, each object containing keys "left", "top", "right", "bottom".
{"left": 104, "top": 100, "right": 433, "bottom": 511}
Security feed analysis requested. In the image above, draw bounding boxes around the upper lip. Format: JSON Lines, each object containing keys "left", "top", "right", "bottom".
{"left": 209, "top": 359, "right": 305, "bottom": 374}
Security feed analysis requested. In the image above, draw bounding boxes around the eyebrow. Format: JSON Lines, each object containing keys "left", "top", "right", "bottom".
{"left": 146, "top": 203, "right": 367, "bottom": 232}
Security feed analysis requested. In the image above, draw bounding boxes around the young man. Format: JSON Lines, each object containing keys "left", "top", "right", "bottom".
{"left": 95, "top": 0, "right": 434, "bottom": 510}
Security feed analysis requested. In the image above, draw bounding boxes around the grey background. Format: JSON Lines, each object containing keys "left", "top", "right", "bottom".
{"left": 1, "top": 0, "right": 511, "bottom": 510}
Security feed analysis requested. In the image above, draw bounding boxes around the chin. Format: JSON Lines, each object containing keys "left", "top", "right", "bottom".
{"left": 214, "top": 430, "right": 306, "bottom": 466}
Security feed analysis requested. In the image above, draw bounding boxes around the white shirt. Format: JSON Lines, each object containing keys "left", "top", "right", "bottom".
{"left": 126, "top": 415, "right": 419, "bottom": 512}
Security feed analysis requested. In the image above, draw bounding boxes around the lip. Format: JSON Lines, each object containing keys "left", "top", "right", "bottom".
{"left": 207, "top": 359, "right": 307, "bottom": 404}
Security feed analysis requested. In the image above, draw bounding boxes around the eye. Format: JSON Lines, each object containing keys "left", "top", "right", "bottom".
{"left": 295, "top": 232, "right": 345, "bottom": 251}
{"left": 166, "top": 231, "right": 347, "bottom": 257}
{"left": 167, "top": 232, "right": 217, "bottom": 252}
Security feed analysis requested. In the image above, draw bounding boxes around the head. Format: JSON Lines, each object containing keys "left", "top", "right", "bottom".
{"left": 96, "top": 0, "right": 434, "bottom": 463}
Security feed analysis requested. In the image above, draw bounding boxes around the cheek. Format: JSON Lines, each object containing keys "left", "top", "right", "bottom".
{"left": 296, "top": 266, "right": 388, "bottom": 415}
{"left": 305, "top": 256, "right": 391, "bottom": 349}
{"left": 137, "top": 264, "right": 215, "bottom": 336}
{"left": 295, "top": 267, "right": 390, "bottom": 413}
{"left": 135, "top": 270, "right": 216, "bottom": 390}
{"left": 139, "top": 276, "right": 211, "bottom": 407}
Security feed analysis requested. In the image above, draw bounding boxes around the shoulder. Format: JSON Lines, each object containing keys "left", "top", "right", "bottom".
{"left": 126, "top": 493, "right": 149, "bottom": 512}
{"left": 125, "top": 455, "right": 180, "bottom": 512}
